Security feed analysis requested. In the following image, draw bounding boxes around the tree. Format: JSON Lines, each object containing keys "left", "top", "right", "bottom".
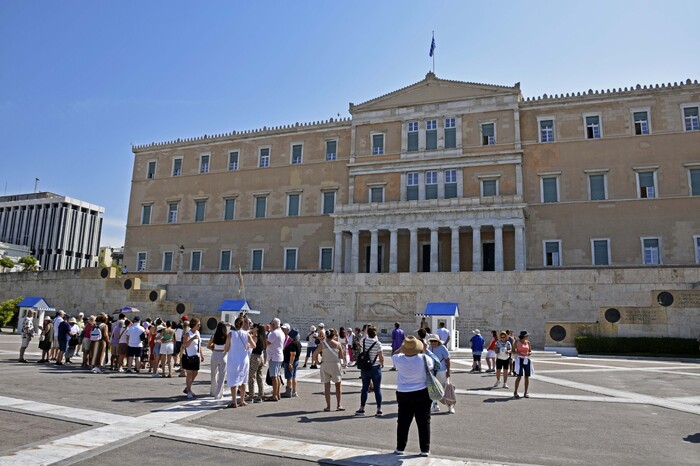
{"left": 18, "top": 255, "right": 39, "bottom": 272}
{"left": 0, "top": 296, "right": 23, "bottom": 331}
{"left": 0, "top": 257, "right": 14, "bottom": 272}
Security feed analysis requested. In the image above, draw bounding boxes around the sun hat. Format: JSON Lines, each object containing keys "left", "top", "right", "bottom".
{"left": 426, "top": 333, "right": 441, "bottom": 342}
{"left": 399, "top": 335, "right": 424, "bottom": 356}
{"left": 68, "top": 317, "right": 77, "bottom": 324}
{"left": 519, "top": 330, "right": 529, "bottom": 339}
{"left": 473, "top": 329, "right": 481, "bottom": 335}
{"left": 289, "top": 328, "right": 299, "bottom": 339}
{"left": 309, "top": 325, "right": 317, "bottom": 332}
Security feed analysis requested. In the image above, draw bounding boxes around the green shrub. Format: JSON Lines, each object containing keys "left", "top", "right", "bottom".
{"left": 0, "top": 296, "right": 23, "bottom": 329}
{"left": 575, "top": 336, "right": 700, "bottom": 356}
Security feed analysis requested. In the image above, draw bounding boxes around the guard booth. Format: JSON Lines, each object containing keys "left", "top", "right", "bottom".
{"left": 16, "top": 297, "right": 56, "bottom": 333}
{"left": 417, "top": 302, "right": 460, "bottom": 350}
{"left": 219, "top": 300, "right": 259, "bottom": 325}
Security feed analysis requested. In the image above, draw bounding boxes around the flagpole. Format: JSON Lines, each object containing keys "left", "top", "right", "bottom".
{"left": 432, "top": 31, "right": 435, "bottom": 73}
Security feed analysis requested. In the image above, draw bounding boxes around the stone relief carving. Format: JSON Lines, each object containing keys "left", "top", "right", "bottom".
{"left": 356, "top": 292, "right": 416, "bottom": 321}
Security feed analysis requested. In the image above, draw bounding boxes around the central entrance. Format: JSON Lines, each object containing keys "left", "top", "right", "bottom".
{"left": 483, "top": 242, "right": 495, "bottom": 271}
{"left": 364, "top": 245, "right": 383, "bottom": 273}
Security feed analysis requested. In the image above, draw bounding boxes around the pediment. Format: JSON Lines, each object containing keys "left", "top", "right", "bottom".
{"left": 350, "top": 72, "right": 519, "bottom": 114}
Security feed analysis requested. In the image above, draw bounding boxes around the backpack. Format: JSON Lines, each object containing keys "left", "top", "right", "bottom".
{"left": 356, "top": 339, "right": 378, "bottom": 372}
{"left": 89, "top": 325, "right": 102, "bottom": 342}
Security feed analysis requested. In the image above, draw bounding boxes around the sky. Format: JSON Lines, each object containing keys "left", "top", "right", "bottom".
{"left": 2, "top": 1, "right": 699, "bottom": 248}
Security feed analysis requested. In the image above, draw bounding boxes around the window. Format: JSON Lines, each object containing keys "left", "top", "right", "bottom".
{"left": 322, "top": 191, "right": 335, "bottom": 214}
{"left": 137, "top": 252, "right": 147, "bottom": 271}
{"left": 370, "top": 187, "right": 384, "bottom": 203}
{"left": 426, "top": 119, "right": 437, "bottom": 150}
{"left": 320, "top": 247, "right": 333, "bottom": 270}
{"left": 291, "top": 144, "right": 303, "bottom": 165}
{"left": 172, "top": 158, "right": 182, "bottom": 176}
{"left": 325, "top": 140, "right": 337, "bottom": 161}
{"left": 690, "top": 168, "right": 700, "bottom": 196}
{"left": 228, "top": 151, "right": 239, "bottom": 171}
{"left": 287, "top": 193, "right": 300, "bottom": 216}
{"left": 251, "top": 249, "right": 264, "bottom": 271}
{"left": 224, "top": 198, "right": 235, "bottom": 220}
{"left": 444, "top": 170, "right": 457, "bottom": 199}
{"left": 539, "top": 119, "right": 555, "bottom": 143}
{"left": 684, "top": 106, "right": 699, "bottom": 131}
{"left": 481, "top": 123, "right": 495, "bottom": 145}
{"left": 194, "top": 200, "right": 206, "bottom": 222}
{"left": 167, "top": 202, "right": 179, "bottom": 223}
{"left": 220, "top": 250, "right": 231, "bottom": 271}
{"left": 585, "top": 114, "right": 601, "bottom": 139}
{"left": 407, "top": 121, "right": 419, "bottom": 152}
{"left": 592, "top": 239, "right": 610, "bottom": 266}
{"left": 372, "top": 134, "right": 384, "bottom": 155}
{"left": 147, "top": 161, "right": 156, "bottom": 179}
{"left": 259, "top": 148, "right": 270, "bottom": 167}
{"left": 444, "top": 118, "right": 456, "bottom": 148}
{"left": 254, "top": 196, "right": 267, "bottom": 218}
{"left": 541, "top": 176, "right": 559, "bottom": 203}
{"left": 633, "top": 111, "right": 650, "bottom": 135}
{"left": 284, "top": 248, "right": 297, "bottom": 271}
{"left": 425, "top": 171, "right": 438, "bottom": 200}
{"left": 695, "top": 236, "right": 700, "bottom": 264}
{"left": 642, "top": 238, "right": 660, "bottom": 265}
{"left": 141, "top": 204, "right": 152, "bottom": 225}
{"left": 637, "top": 171, "right": 656, "bottom": 199}
{"left": 190, "top": 251, "right": 202, "bottom": 271}
{"left": 544, "top": 241, "right": 561, "bottom": 267}
{"left": 406, "top": 172, "right": 419, "bottom": 200}
{"left": 199, "top": 155, "right": 210, "bottom": 174}
{"left": 162, "top": 252, "right": 173, "bottom": 271}
{"left": 481, "top": 179, "right": 498, "bottom": 197}
{"left": 589, "top": 174, "right": 607, "bottom": 201}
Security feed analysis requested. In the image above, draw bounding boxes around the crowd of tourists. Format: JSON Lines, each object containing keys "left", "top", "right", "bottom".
{"left": 17, "top": 309, "right": 534, "bottom": 457}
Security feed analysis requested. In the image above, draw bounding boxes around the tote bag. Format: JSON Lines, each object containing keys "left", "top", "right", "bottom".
{"left": 422, "top": 355, "right": 445, "bottom": 402}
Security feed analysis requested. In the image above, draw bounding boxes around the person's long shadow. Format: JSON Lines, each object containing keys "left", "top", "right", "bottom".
{"left": 683, "top": 433, "right": 700, "bottom": 443}
{"left": 321, "top": 452, "right": 404, "bottom": 465}
{"left": 482, "top": 397, "right": 513, "bottom": 403}
{"left": 112, "top": 395, "right": 183, "bottom": 404}
{"left": 297, "top": 412, "right": 398, "bottom": 423}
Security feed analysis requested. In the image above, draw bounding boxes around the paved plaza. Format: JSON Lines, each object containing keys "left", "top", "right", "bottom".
{"left": 0, "top": 333, "right": 698, "bottom": 465}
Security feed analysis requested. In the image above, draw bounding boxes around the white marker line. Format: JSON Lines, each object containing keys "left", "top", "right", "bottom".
{"left": 0, "top": 396, "right": 130, "bottom": 425}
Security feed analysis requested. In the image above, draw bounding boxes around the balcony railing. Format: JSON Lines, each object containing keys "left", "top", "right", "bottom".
{"left": 334, "top": 194, "right": 524, "bottom": 215}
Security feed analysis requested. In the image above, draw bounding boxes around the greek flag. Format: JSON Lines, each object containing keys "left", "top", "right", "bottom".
{"left": 429, "top": 35, "right": 436, "bottom": 57}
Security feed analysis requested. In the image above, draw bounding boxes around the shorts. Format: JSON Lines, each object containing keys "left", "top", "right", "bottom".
{"left": 472, "top": 353, "right": 482, "bottom": 362}
{"left": 306, "top": 346, "right": 316, "bottom": 358}
{"left": 127, "top": 346, "right": 142, "bottom": 358}
{"left": 153, "top": 344, "right": 161, "bottom": 357}
{"left": 517, "top": 358, "right": 532, "bottom": 378}
{"left": 52, "top": 338, "right": 60, "bottom": 349}
{"left": 174, "top": 341, "right": 182, "bottom": 355}
{"left": 118, "top": 343, "right": 129, "bottom": 355}
{"left": 82, "top": 338, "right": 91, "bottom": 351}
{"left": 160, "top": 342, "right": 174, "bottom": 355}
{"left": 496, "top": 358, "right": 510, "bottom": 370}
{"left": 486, "top": 350, "right": 497, "bottom": 359}
{"left": 319, "top": 361, "right": 342, "bottom": 384}
{"left": 268, "top": 360, "right": 283, "bottom": 377}
{"left": 58, "top": 339, "right": 68, "bottom": 353}
{"left": 141, "top": 347, "right": 149, "bottom": 361}
{"left": 21, "top": 336, "right": 32, "bottom": 348}
{"left": 182, "top": 354, "right": 200, "bottom": 371}
{"left": 111, "top": 343, "right": 119, "bottom": 355}
{"left": 285, "top": 360, "right": 299, "bottom": 380}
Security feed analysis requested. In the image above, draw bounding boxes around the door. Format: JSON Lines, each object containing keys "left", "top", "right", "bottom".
{"left": 364, "top": 245, "right": 384, "bottom": 272}
{"left": 421, "top": 244, "right": 431, "bottom": 272}
{"left": 483, "top": 242, "right": 495, "bottom": 271}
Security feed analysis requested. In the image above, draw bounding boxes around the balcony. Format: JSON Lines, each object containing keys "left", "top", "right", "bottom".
{"left": 334, "top": 194, "right": 524, "bottom": 216}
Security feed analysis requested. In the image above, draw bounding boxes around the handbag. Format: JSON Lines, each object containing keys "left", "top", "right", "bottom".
{"left": 422, "top": 355, "right": 445, "bottom": 402}
{"left": 39, "top": 339, "right": 51, "bottom": 351}
{"left": 440, "top": 377, "right": 457, "bottom": 405}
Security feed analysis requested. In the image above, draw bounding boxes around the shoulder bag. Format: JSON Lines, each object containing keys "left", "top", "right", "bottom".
{"left": 422, "top": 354, "right": 445, "bottom": 402}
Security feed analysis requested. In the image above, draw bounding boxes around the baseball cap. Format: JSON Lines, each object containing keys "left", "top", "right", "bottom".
{"left": 281, "top": 323, "right": 291, "bottom": 330}
{"left": 318, "top": 322, "right": 325, "bottom": 328}
{"left": 181, "top": 316, "right": 189, "bottom": 321}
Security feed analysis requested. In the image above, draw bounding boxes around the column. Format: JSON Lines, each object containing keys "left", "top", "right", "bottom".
{"left": 409, "top": 228, "right": 418, "bottom": 273}
{"left": 430, "top": 228, "right": 439, "bottom": 272}
{"left": 334, "top": 231, "right": 343, "bottom": 273}
{"left": 494, "top": 225, "right": 504, "bottom": 272}
{"left": 369, "top": 229, "right": 379, "bottom": 274}
{"left": 389, "top": 229, "right": 398, "bottom": 273}
{"left": 515, "top": 225, "right": 526, "bottom": 271}
{"left": 351, "top": 230, "right": 360, "bottom": 273}
{"left": 515, "top": 163, "right": 523, "bottom": 196}
{"left": 451, "top": 226, "right": 460, "bottom": 272}
{"left": 472, "top": 226, "right": 482, "bottom": 272}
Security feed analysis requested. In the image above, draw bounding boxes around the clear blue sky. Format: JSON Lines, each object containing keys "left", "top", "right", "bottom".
{"left": 2, "top": 1, "right": 699, "bottom": 247}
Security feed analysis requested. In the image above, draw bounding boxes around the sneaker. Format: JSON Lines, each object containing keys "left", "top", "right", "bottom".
{"left": 503, "top": 384, "right": 509, "bottom": 389}
{"left": 309, "top": 365, "right": 317, "bottom": 369}
{"left": 126, "top": 369, "right": 133, "bottom": 374}
{"left": 302, "top": 364, "right": 307, "bottom": 368}
{"left": 448, "top": 406, "right": 455, "bottom": 414}
{"left": 376, "top": 410, "right": 383, "bottom": 417}
{"left": 420, "top": 451, "right": 430, "bottom": 457}
{"left": 493, "top": 381, "right": 500, "bottom": 388}
{"left": 355, "top": 409, "right": 365, "bottom": 416}
{"left": 431, "top": 404, "right": 440, "bottom": 413}
{"left": 253, "top": 398, "right": 262, "bottom": 403}
{"left": 393, "top": 450, "right": 404, "bottom": 455}
{"left": 292, "top": 392, "right": 299, "bottom": 397}
{"left": 186, "top": 391, "right": 194, "bottom": 399}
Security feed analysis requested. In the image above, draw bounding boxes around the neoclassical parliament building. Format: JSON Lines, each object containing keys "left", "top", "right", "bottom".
{"left": 125, "top": 73, "right": 700, "bottom": 274}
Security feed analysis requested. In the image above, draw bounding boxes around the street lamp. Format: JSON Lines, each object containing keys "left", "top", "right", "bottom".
{"left": 178, "top": 245, "right": 185, "bottom": 272}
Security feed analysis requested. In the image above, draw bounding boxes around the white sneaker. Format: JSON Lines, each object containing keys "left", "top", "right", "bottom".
{"left": 186, "top": 391, "right": 194, "bottom": 399}
{"left": 420, "top": 451, "right": 430, "bottom": 457}
{"left": 431, "top": 404, "right": 440, "bottom": 413}
{"left": 493, "top": 381, "right": 500, "bottom": 388}
{"left": 503, "top": 384, "right": 509, "bottom": 389}
{"left": 448, "top": 406, "right": 455, "bottom": 414}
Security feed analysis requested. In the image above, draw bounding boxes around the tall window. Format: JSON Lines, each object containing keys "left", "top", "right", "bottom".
{"left": 222, "top": 198, "right": 235, "bottom": 220}
{"left": 539, "top": 119, "right": 554, "bottom": 142}
{"left": 220, "top": 250, "right": 231, "bottom": 271}
{"left": 320, "top": 247, "right": 333, "bottom": 270}
{"left": 190, "top": 251, "right": 202, "bottom": 271}
{"left": 259, "top": 148, "right": 270, "bottom": 167}
{"left": 141, "top": 204, "right": 152, "bottom": 225}
{"left": 633, "top": 111, "right": 650, "bottom": 135}
{"left": 589, "top": 174, "right": 607, "bottom": 201}
{"left": 444, "top": 118, "right": 456, "bottom": 148}
{"left": 407, "top": 121, "right": 419, "bottom": 152}
{"left": 444, "top": 170, "right": 457, "bottom": 199}
{"left": 137, "top": 252, "right": 147, "bottom": 271}
{"left": 147, "top": 161, "right": 156, "bottom": 179}
{"left": 684, "top": 106, "right": 699, "bottom": 131}
{"left": 370, "top": 187, "right": 384, "bottom": 203}
{"left": 406, "top": 172, "right": 419, "bottom": 200}
{"left": 254, "top": 196, "right": 267, "bottom": 218}
{"left": 585, "top": 115, "right": 601, "bottom": 139}
{"left": 325, "top": 140, "right": 337, "bottom": 161}
{"left": 592, "top": 239, "right": 610, "bottom": 265}
{"left": 690, "top": 168, "right": 700, "bottom": 196}
{"left": 322, "top": 191, "right": 335, "bottom": 214}
{"left": 425, "top": 120, "right": 437, "bottom": 150}
{"left": 199, "top": 155, "right": 210, "bottom": 174}
{"left": 541, "top": 177, "right": 559, "bottom": 203}
{"left": 172, "top": 158, "right": 182, "bottom": 176}
{"left": 228, "top": 151, "right": 239, "bottom": 170}
{"left": 194, "top": 200, "right": 206, "bottom": 222}
{"left": 162, "top": 252, "right": 173, "bottom": 271}
{"left": 642, "top": 238, "right": 660, "bottom": 265}
{"left": 425, "top": 171, "right": 438, "bottom": 200}
{"left": 637, "top": 171, "right": 656, "bottom": 198}
{"left": 695, "top": 236, "right": 700, "bottom": 264}
{"left": 372, "top": 134, "right": 384, "bottom": 155}
{"left": 544, "top": 241, "right": 561, "bottom": 267}
{"left": 287, "top": 194, "right": 300, "bottom": 216}
{"left": 167, "top": 202, "right": 179, "bottom": 223}
{"left": 481, "top": 123, "right": 495, "bottom": 145}
{"left": 251, "top": 249, "right": 264, "bottom": 271}
{"left": 284, "top": 248, "right": 298, "bottom": 271}
{"left": 291, "top": 144, "right": 303, "bottom": 164}
{"left": 481, "top": 179, "right": 498, "bottom": 197}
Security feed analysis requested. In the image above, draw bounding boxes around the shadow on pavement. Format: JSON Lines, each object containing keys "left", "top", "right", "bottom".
{"left": 321, "top": 452, "right": 406, "bottom": 465}
{"left": 113, "top": 395, "right": 184, "bottom": 404}
{"left": 482, "top": 397, "right": 513, "bottom": 403}
{"left": 683, "top": 433, "right": 700, "bottom": 443}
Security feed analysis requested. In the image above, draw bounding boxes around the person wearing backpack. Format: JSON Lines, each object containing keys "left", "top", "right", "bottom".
{"left": 355, "top": 325, "right": 384, "bottom": 417}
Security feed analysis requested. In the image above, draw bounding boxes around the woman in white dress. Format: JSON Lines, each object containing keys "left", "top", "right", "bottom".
{"left": 224, "top": 316, "right": 255, "bottom": 408}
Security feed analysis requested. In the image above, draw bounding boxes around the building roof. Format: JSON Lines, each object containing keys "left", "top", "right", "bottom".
{"left": 218, "top": 300, "right": 252, "bottom": 312}
{"left": 423, "top": 302, "right": 460, "bottom": 317}
{"left": 17, "top": 296, "right": 55, "bottom": 311}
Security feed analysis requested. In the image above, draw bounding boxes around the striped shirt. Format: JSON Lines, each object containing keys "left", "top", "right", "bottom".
{"left": 360, "top": 337, "right": 382, "bottom": 366}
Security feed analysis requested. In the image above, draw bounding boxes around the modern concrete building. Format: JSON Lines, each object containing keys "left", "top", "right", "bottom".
{"left": 0, "top": 192, "right": 105, "bottom": 270}
{"left": 126, "top": 73, "right": 700, "bottom": 273}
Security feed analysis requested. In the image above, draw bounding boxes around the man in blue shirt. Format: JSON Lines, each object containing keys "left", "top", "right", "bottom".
{"left": 470, "top": 329, "right": 484, "bottom": 373}
{"left": 389, "top": 322, "right": 405, "bottom": 371}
